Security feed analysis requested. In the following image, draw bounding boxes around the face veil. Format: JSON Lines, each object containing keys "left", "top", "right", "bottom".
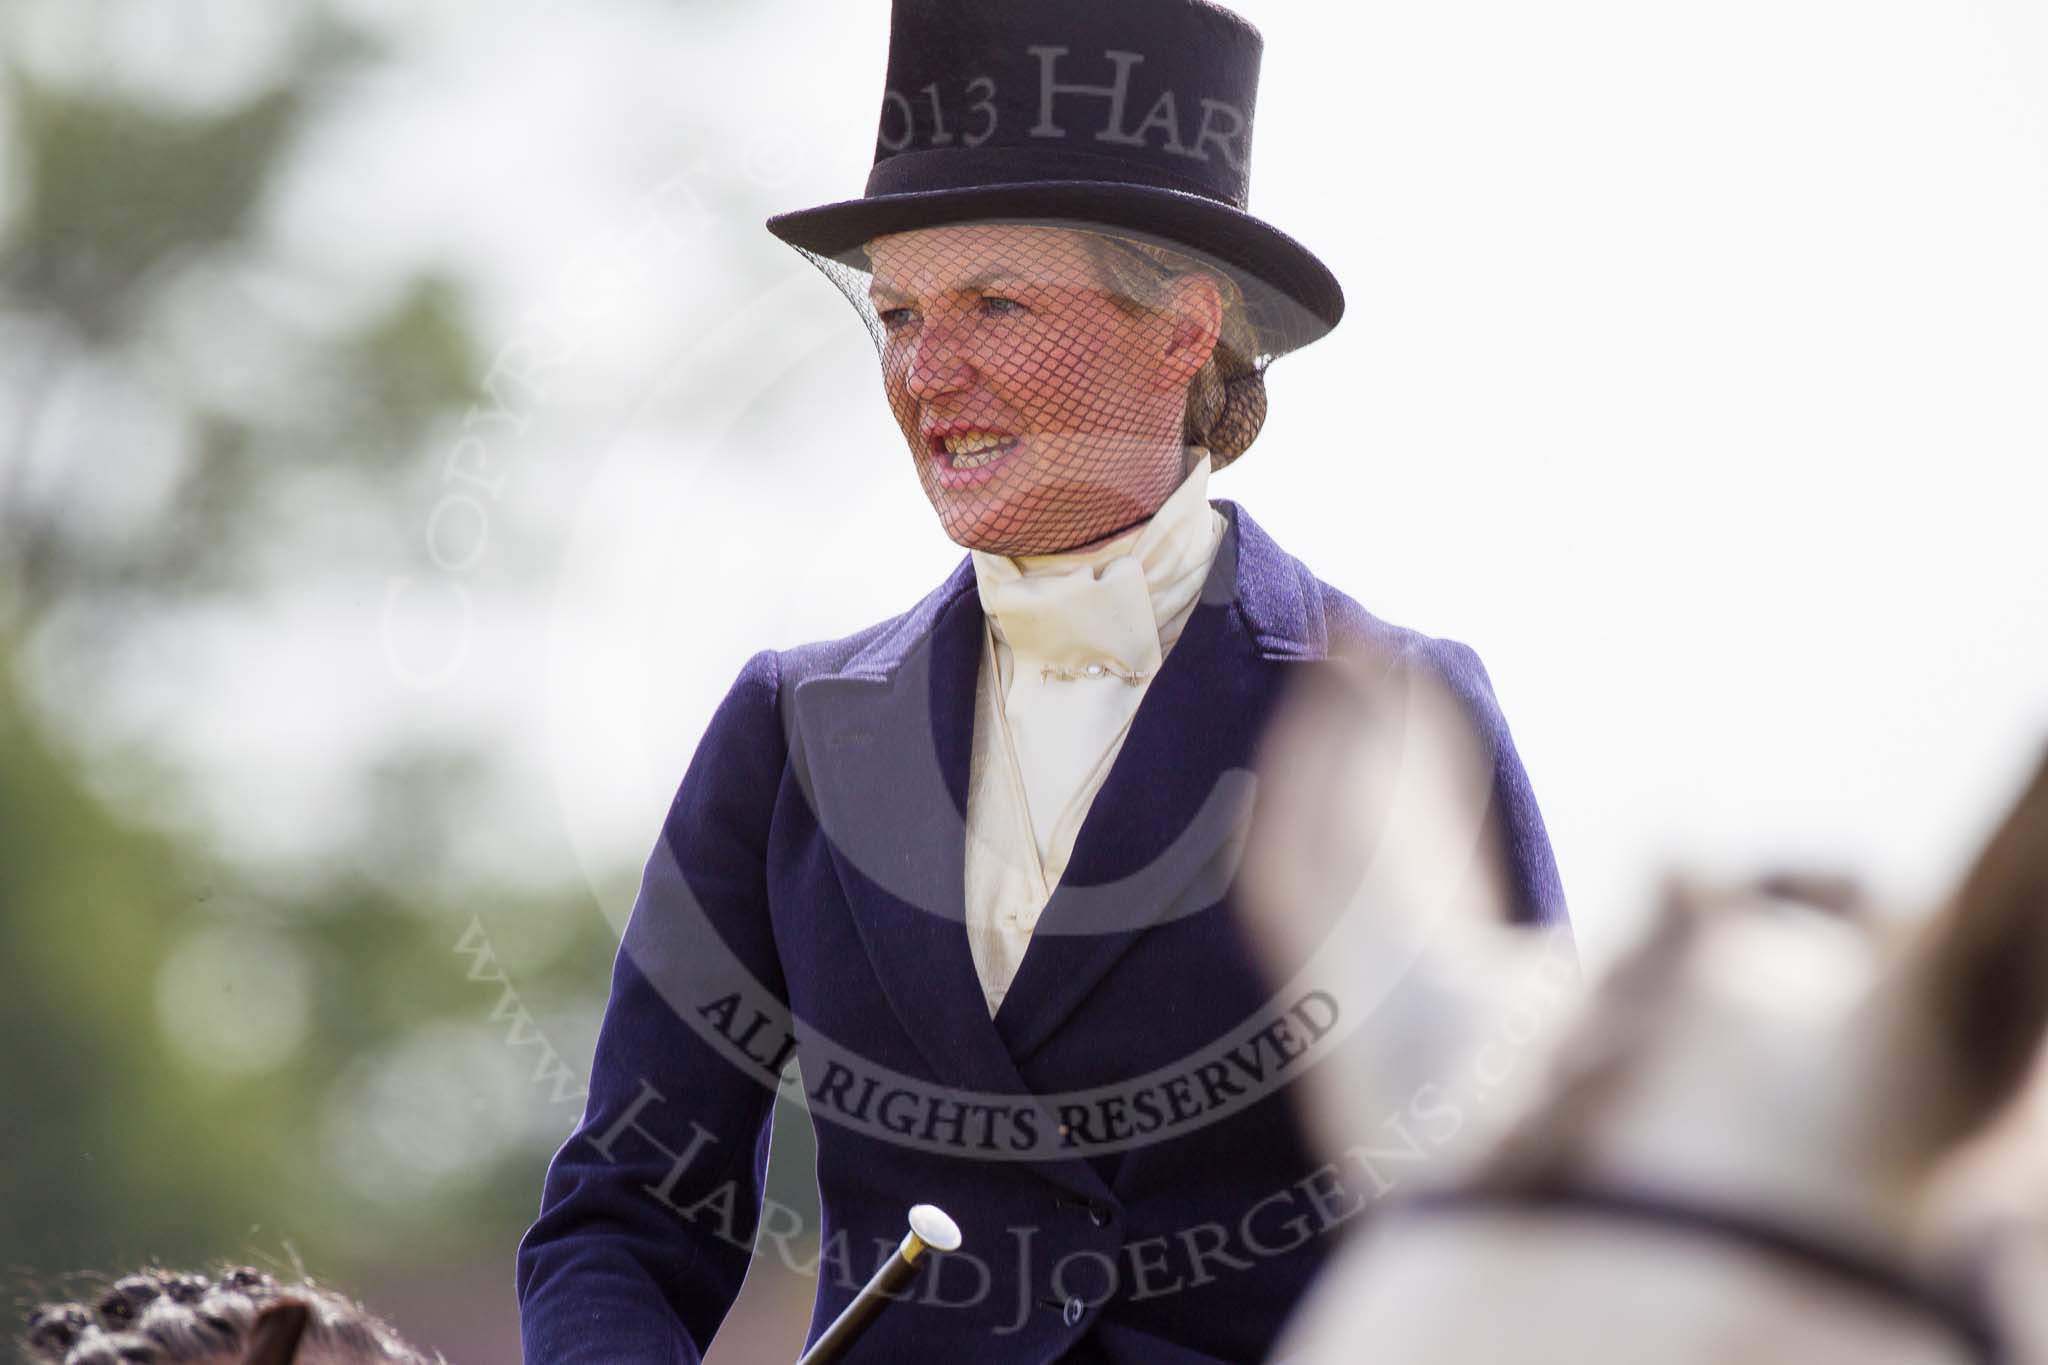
{"left": 790, "top": 219, "right": 1274, "bottom": 556}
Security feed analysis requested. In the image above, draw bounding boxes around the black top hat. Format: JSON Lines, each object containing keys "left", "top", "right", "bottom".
{"left": 766, "top": 0, "right": 1345, "bottom": 358}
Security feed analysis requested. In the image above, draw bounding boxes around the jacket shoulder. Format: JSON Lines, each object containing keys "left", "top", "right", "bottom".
{"left": 1314, "top": 578, "right": 1496, "bottom": 701}
{"left": 1225, "top": 500, "right": 1447, "bottom": 669}
{"left": 772, "top": 556, "right": 978, "bottom": 686}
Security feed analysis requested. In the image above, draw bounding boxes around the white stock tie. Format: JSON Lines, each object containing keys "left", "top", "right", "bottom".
{"left": 970, "top": 451, "right": 1223, "bottom": 873}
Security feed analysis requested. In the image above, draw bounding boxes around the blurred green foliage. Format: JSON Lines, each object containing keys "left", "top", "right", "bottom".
{"left": 3, "top": 82, "right": 298, "bottom": 341}
{"left": 0, "top": 8, "right": 626, "bottom": 1320}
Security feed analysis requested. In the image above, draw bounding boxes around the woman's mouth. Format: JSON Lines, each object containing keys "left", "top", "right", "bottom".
{"left": 930, "top": 430, "right": 1023, "bottom": 486}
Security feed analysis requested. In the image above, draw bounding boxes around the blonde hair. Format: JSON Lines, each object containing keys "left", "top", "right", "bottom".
{"left": 1078, "top": 231, "right": 1270, "bottom": 468}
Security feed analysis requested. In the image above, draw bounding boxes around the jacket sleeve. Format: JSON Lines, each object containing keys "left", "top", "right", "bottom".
{"left": 516, "top": 650, "right": 793, "bottom": 1364}
{"left": 1412, "top": 637, "right": 1573, "bottom": 936}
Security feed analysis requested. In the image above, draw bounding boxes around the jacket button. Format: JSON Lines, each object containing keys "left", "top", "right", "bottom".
{"left": 1063, "top": 1296, "right": 1085, "bottom": 1327}
{"left": 1087, "top": 1203, "right": 1112, "bottom": 1228}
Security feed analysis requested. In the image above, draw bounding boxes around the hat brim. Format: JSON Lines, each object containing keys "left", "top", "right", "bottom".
{"left": 766, "top": 181, "right": 1344, "bottom": 359}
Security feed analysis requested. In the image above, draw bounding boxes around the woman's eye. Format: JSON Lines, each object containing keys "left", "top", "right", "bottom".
{"left": 878, "top": 307, "right": 916, "bottom": 330}
{"left": 981, "top": 295, "right": 1023, "bottom": 317}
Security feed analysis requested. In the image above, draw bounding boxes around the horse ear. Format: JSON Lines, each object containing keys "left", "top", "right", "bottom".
{"left": 1238, "top": 640, "right": 1548, "bottom": 1160}
{"left": 1906, "top": 746, "right": 2048, "bottom": 1145}
{"left": 242, "top": 1299, "right": 310, "bottom": 1365}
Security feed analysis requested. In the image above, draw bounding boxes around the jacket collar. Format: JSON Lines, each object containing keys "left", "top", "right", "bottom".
{"left": 828, "top": 499, "right": 1331, "bottom": 682}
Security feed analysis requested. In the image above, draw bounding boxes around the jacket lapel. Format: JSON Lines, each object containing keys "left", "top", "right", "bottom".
{"left": 791, "top": 576, "right": 1036, "bottom": 1103}
{"left": 792, "top": 502, "right": 1324, "bottom": 1092}
{"left": 793, "top": 575, "right": 1120, "bottom": 1203}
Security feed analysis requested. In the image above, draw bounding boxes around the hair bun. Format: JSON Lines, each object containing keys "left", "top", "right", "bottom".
{"left": 1205, "top": 368, "right": 1268, "bottom": 469}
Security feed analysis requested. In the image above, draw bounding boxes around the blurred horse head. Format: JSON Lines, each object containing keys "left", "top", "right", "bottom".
{"left": 1240, "top": 645, "right": 2048, "bottom": 1364}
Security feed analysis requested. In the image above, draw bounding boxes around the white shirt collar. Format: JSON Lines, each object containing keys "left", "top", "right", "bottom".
{"left": 970, "top": 449, "right": 1224, "bottom": 678}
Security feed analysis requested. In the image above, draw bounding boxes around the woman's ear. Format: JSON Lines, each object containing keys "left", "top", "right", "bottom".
{"left": 1158, "top": 272, "right": 1224, "bottom": 385}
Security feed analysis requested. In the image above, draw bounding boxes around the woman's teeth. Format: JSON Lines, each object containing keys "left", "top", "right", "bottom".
{"left": 943, "top": 433, "right": 1018, "bottom": 468}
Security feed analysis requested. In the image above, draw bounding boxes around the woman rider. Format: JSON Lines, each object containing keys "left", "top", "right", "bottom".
{"left": 518, "top": 1, "right": 1570, "bottom": 1360}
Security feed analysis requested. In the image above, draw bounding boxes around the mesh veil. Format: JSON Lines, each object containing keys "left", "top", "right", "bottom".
{"left": 795, "top": 219, "right": 1278, "bottom": 557}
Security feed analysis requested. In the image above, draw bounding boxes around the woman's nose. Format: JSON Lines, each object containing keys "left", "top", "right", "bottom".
{"left": 903, "top": 323, "right": 975, "bottom": 400}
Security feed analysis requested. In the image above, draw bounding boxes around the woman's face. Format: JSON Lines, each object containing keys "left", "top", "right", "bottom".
{"left": 865, "top": 224, "right": 1217, "bottom": 556}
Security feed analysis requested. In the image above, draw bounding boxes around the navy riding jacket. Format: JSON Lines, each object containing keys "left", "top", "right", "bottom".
{"left": 516, "top": 500, "right": 1570, "bottom": 1363}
